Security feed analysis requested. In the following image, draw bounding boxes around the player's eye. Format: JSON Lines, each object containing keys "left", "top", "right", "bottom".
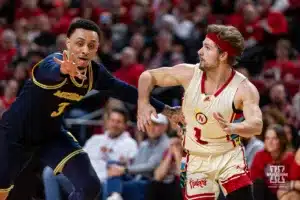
{"left": 88, "top": 44, "right": 95, "bottom": 49}
{"left": 76, "top": 42, "right": 84, "bottom": 47}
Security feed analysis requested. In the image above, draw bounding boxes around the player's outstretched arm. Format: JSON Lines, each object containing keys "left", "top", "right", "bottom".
{"left": 137, "top": 64, "right": 192, "bottom": 131}
{"left": 94, "top": 63, "right": 165, "bottom": 112}
{"left": 138, "top": 64, "right": 193, "bottom": 103}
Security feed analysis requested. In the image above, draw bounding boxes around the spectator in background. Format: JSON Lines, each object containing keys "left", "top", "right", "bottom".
{"left": 277, "top": 148, "right": 300, "bottom": 200}
{"left": 251, "top": 124, "right": 295, "bottom": 200}
{"left": 84, "top": 108, "right": 138, "bottom": 182}
{"left": 292, "top": 86, "right": 300, "bottom": 129}
{"left": 0, "top": 29, "right": 17, "bottom": 79}
{"left": 103, "top": 113, "right": 170, "bottom": 200}
{"left": 12, "top": 61, "right": 29, "bottom": 93}
{"left": 263, "top": 82, "right": 296, "bottom": 127}
{"left": 15, "top": 0, "right": 43, "bottom": 21}
{"left": 146, "top": 30, "right": 173, "bottom": 69}
{"left": 264, "top": 39, "right": 299, "bottom": 82}
{"left": 0, "top": 79, "right": 19, "bottom": 117}
{"left": 257, "top": 0, "right": 288, "bottom": 36}
{"left": 43, "top": 108, "right": 138, "bottom": 200}
{"left": 114, "top": 47, "right": 145, "bottom": 88}
{"left": 129, "top": 33, "right": 145, "bottom": 63}
{"left": 52, "top": 34, "right": 67, "bottom": 53}
{"left": 243, "top": 136, "right": 264, "bottom": 168}
{"left": 240, "top": 3, "right": 264, "bottom": 48}
{"left": 147, "top": 136, "right": 183, "bottom": 200}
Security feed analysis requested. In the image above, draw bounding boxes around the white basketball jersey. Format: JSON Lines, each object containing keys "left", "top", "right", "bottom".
{"left": 182, "top": 65, "right": 246, "bottom": 155}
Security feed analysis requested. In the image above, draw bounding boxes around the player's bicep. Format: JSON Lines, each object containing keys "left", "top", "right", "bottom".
{"left": 241, "top": 81, "right": 262, "bottom": 122}
{"left": 149, "top": 64, "right": 192, "bottom": 87}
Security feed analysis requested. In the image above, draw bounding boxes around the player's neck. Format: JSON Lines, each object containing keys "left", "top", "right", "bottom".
{"left": 205, "top": 65, "right": 232, "bottom": 85}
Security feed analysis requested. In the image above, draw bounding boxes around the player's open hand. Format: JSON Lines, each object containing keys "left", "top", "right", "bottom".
{"left": 137, "top": 101, "right": 157, "bottom": 132}
{"left": 53, "top": 50, "right": 87, "bottom": 80}
{"left": 213, "top": 112, "right": 235, "bottom": 135}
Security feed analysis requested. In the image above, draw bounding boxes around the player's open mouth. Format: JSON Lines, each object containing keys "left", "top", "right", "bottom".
{"left": 78, "top": 58, "right": 89, "bottom": 66}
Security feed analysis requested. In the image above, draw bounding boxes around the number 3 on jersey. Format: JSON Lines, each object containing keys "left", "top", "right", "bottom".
{"left": 51, "top": 102, "right": 70, "bottom": 117}
{"left": 194, "top": 127, "right": 208, "bottom": 145}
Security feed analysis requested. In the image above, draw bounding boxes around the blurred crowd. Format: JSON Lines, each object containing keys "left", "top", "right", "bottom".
{"left": 1, "top": 0, "right": 300, "bottom": 199}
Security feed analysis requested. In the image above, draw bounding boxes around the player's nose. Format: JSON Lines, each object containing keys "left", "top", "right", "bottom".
{"left": 82, "top": 45, "right": 89, "bottom": 54}
{"left": 198, "top": 48, "right": 203, "bottom": 56}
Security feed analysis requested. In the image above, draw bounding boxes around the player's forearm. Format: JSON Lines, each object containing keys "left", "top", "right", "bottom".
{"left": 107, "top": 79, "right": 165, "bottom": 112}
{"left": 138, "top": 71, "right": 156, "bottom": 104}
{"left": 234, "top": 118, "right": 263, "bottom": 138}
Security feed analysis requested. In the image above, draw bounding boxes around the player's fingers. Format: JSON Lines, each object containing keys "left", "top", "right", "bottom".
{"left": 213, "top": 112, "right": 220, "bottom": 121}
{"left": 217, "top": 112, "right": 225, "bottom": 120}
{"left": 213, "top": 112, "right": 226, "bottom": 123}
{"left": 140, "top": 121, "right": 146, "bottom": 132}
{"left": 223, "top": 127, "right": 231, "bottom": 133}
{"left": 152, "top": 109, "right": 158, "bottom": 118}
{"left": 146, "top": 112, "right": 152, "bottom": 125}
{"left": 138, "top": 117, "right": 145, "bottom": 132}
{"left": 137, "top": 121, "right": 142, "bottom": 132}
{"left": 76, "top": 71, "right": 87, "bottom": 80}
{"left": 53, "top": 57, "right": 63, "bottom": 65}
{"left": 63, "top": 50, "right": 68, "bottom": 61}
{"left": 70, "top": 52, "right": 76, "bottom": 63}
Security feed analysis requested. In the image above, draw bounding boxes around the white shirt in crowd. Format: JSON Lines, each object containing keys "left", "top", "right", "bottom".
{"left": 83, "top": 131, "right": 138, "bottom": 182}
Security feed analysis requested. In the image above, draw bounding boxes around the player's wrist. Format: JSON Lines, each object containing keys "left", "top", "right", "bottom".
{"left": 138, "top": 97, "right": 150, "bottom": 104}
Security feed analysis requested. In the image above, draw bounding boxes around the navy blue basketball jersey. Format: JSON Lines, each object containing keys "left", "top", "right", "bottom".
{"left": 0, "top": 52, "right": 95, "bottom": 143}
{"left": 0, "top": 51, "right": 165, "bottom": 145}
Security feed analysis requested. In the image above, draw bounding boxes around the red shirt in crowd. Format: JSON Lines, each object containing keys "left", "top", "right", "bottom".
{"left": 15, "top": 7, "right": 43, "bottom": 20}
{"left": 0, "top": 47, "right": 17, "bottom": 80}
{"left": 250, "top": 150, "right": 298, "bottom": 193}
{"left": 264, "top": 60, "right": 300, "bottom": 79}
{"left": 113, "top": 64, "right": 144, "bottom": 88}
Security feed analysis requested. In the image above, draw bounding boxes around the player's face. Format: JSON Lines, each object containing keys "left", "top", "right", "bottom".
{"left": 66, "top": 28, "right": 99, "bottom": 67}
{"left": 264, "top": 129, "right": 280, "bottom": 153}
{"left": 197, "top": 38, "right": 220, "bottom": 71}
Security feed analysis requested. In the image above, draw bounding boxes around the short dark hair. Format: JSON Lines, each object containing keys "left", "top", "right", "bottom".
{"left": 108, "top": 108, "right": 129, "bottom": 123}
{"left": 67, "top": 18, "right": 102, "bottom": 42}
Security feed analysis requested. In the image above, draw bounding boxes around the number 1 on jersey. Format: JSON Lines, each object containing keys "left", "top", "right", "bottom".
{"left": 194, "top": 127, "right": 208, "bottom": 145}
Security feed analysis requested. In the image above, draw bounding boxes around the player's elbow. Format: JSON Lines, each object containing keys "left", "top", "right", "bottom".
{"left": 139, "top": 71, "right": 153, "bottom": 85}
{"left": 254, "top": 118, "right": 263, "bottom": 136}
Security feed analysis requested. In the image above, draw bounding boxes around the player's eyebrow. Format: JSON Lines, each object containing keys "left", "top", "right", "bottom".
{"left": 76, "top": 37, "right": 97, "bottom": 43}
{"left": 203, "top": 42, "right": 211, "bottom": 47}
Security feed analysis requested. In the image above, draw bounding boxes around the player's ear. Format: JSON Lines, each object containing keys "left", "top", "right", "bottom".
{"left": 66, "top": 38, "right": 71, "bottom": 50}
{"left": 219, "top": 51, "right": 228, "bottom": 63}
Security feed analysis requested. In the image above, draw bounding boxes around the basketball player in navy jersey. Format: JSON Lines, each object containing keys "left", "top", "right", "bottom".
{"left": 0, "top": 19, "right": 176, "bottom": 200}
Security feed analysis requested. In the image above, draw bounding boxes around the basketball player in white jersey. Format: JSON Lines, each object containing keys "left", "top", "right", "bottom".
{"left": 137, "top": 24, "right": 263, "bottom": 200}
